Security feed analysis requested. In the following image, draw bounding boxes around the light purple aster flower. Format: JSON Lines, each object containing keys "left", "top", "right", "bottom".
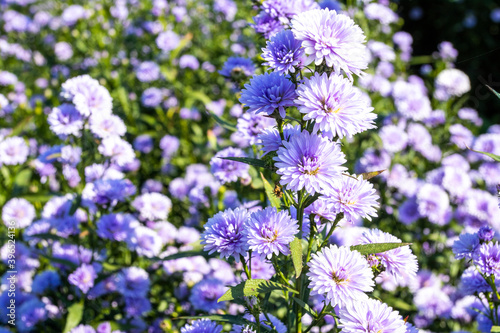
{"left": 48, "top": 103, "right": 84, "bottom": 137}
{"left": 435, "top": 69, "right": 471, "bottom": 100}
{"left": 458, "top": 107, "right": 482, "bottom": 126}
{"left": 406, "top": 123, "right": 432, "bottom": 152}
{"left": 126, "top": 226, "right": 162, "bottom": 258}
{"left": 89, "top": 114, "right": 126, "bottom": 138}
{"left": 141, "top": 87, "right": 164, "bottom": 107}
{"left": 239, "top": 72, "right": 296, "bottom": 119}
{"left": 17, "top": 298, "right": 47, "bottom": 332}
{"left": 116, "top": 267, "right": 150, "bottom": 297}
{"left": 244, "top": 207, "right": 298, "bottom": 259}
{"left": 0, "top": 136, "right": 29, "bottom": 165}
{"left": 359, "top": 229, "right": 418, "bottom": 282}
{"left": 414, "top": 286, "right": 452, "bottom": 320}
{"left": 98, "top": 136, "right": 135, "bottom": 167}
{"left": 136, "top": 61, "right": 160, "bottom": 82}
{"left": 442, "top": 166, "right": 472, "bottom": 198}
{"left": 296, "top": 73, "right": 376, "bottom": 138}
{"left": 379, "top": 125, "right": 408, "bottom": 153}
{"left": 479, "top": 162, "right": 500, "bottom": 187}
{"left": 250, "top": 12, "right": 283, "bottom": 39}
{"left": 235, "top": 112, "right": 276, "bottom": 146}
{"left": 189, "top": 278, "right": 227, "bottom": 312}
{"left": 160, "top": 134, "right": 180, "bottom": 159}
{"left": 68, "top": 264, "right": 97, "bottom": 294}
{"left": 156, "top": 30, "right": 180, "bottom": 52}
{"left": 274, "top": 130, "right": 347, "bottom": 195}
{"left": 395, "top": 94, "right": 432, "bottom": 121}
{"left": 438, "top": 41, "right": 458, "bottom": 61}
{"left": 479, "top": 226, "right": 495, "bottom": 242}
{"left": 449, "top": 124, "right": 474, "bottom": 149}
{"left": 132, "top": 192, "right": 172, "bottom": 221}
{"left": 460, "top": 266, "right": 491, "bottom": 295}
{"left": 0, "top": 71, "right": 18, "bottom": 86}
{"left": 355, "top": 148, "right": 391, "bottom": 176}
{"left": 133, "top": 134, "right": 154, "bottom": 154}
{"left": 181, "top": 319, "right": 222, "bottom": 333}
{"left": 219, "top": 57, "right": 256, "bottom": 78}
{"left": 325, "top": 174, "right": 379, "bottom": 223}
{"left": 232, "top": 313, "right": 286, "bottom": 333}
{"left": 83, "top": 178, "right": 136, "bottom": 206}
{"left": 54, "top": 41, "right": 73, "bottom": 61}
{"left": 452, "top": 232, "right": 480, "bottom": 260}
{"left": 474, "top": 242, "right": 500, "bottom": 276}
{"left": 307, "top": 244, "right": 374, "bottom": 308}
{"left": 365, "top": 3, "right": 399, "bottom": 25}
{"left": 69, "top": 325, "right": 96, "bottom": 333}
{"left": 201, "top": 207, "right": 250, "bottom": 260}
{"left": 179, "top": 55, "right": 200, "bottom": 70}
{"left": 291, "top": 8, "right": 368, "bottom": 79}
{"left": 2, "top": 198, "right": 35, "bottom": 228}
{"left": 339, "top": 298, "right": 406, "bottom": 333}
{"left": 262, "top": 29, "right": 305, "bottom": 74}
{"left": 61, "top": 75, "right": 113, "bottom": 117}
{"left": 473, "top": 133, "right": 500, "bottom": 161}
{"left": 416, "top": 184, "right": 450, "bottom": 225}
{"left": 97, "top": 213, "right": 138, "bottom": 241}
{"left": 257, "top": 124, "right": 301, "bottom": 156}
{"left": 210, "top": 147, "right": 250, "bottom": 184}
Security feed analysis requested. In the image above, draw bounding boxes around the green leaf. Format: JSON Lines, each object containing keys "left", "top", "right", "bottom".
{"left": 69, "top": 194, "right": 81, "bottom": 216}
{"left": 350, "top": 242, "right": 412, "bottom": 256}
{"left": 303, "top": 193, "right": 321, "bottom": 208}
{"left": 218, "top": 279, "right": 298, "bottom": 302}
{"left": 292, "top": 297, "right": 318, "bottom": 318}
{"left": 63, "top": 301, "right": 84, "bottom": 333}
{"left": 35, "top": 250, "right": 78, "bottom": 269}
{"left": 159, "top": 250, "right": 213, "bottom": 261}
{"left": 491, "top": 326, "right": 500, "bottom": 332}
{"left": 206, "top": 110, "right": 237, "bottom": 131}
{"left": 220, "top": 157, "right": 274, "bottom": 170}
{"left": 466, "top": 145, "right": 500, "bottom": 162}
{"left": 260, "top": 172, "right": 281, "bottom": 208}
{"left": 176, "top": 315, "right": 271, "bottom": 331}
{"left": 290, "top": 237, "right": 303, "bottom": 278}
{"left": 27, "top": 233, "right": 65, "bottom": 241}
{"left": 486, "top": 85, "right": 500, "bottom": 100}
{"left": 8, "top": 116, "right": 33, "bottom": 137}
{"left": 13, "top": 169, "right": 32, "bottom": 188}
{"left": 361, "top": 170, "right": 385, "bottom": 180}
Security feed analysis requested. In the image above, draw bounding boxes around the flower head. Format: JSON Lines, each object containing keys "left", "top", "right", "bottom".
{"left": 189, "top": 278, "right": 227, "bottom": 312}
{"left": 274, "top": 130, "right": 347, "bottom": 195}
{"left": 244, "top": 207, "right": 298, "bottom": 259}
{"left": 257, "top": 124, "right": 301, "bottom": 156}
{"left": 181, "top": 319, "right": 222, "bottom": 333}
{"left": 116, "top": 267, "right": 150, "bottom": 298}
{"left": 307, "top": 244, "right": 374, "bottom": 308}
{"left": 262, "top": 29, "right": 305, "bottom": 74}
{"left": 48, "top": 103, "right": 84, "bottom": 137}
{"left": 416, "top": 184, "right": 450, "bottom": 225}
{"left": 132, "top": 192, "right": 172, "bottom": 221}
{"left": 338, "top": 298, "right": 407, "bottom": 333}
{"left": 68, "top": 264, "right": 97, "bottom": 294}
{"left": 210, "top": 147, "right": 250, "bottom": 184}
{"left": 296, "top": 72, "right": 376, "bottom": 138}
{"left": 219, "top": 57, "right": 256, "bottom": 78}
{"left": 435, "top": 68, "right": 471, "bottom": 100}
{"left": 201, "top": 207, "right": 250, "bottom": 260}
{"left": 2, "top": 198, "right": 36, "bottom": 228}
{"left": 0, "top": 136, "right": 29, "bottom": 165}
{"left": 239, "top": 72, "right": 296, "bottom": 118}
{"left": 235, "top": 112, "right": 275, "bottom": 146}
{"left": 291, "top": 8, "right": 368, "bottom": 79}
{"left": 474, "top": 242, "right": 500, "bottom": 276}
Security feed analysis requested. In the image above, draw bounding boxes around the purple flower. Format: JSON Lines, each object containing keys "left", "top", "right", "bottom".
{"left": 48, "top": 103, "right": 83, "bottom": 137}
{"left": 116, "top": 267, "right": 150, "bottom": 297}
{"left": 32, "top": 270, "right": 61, "bottom": 294}
{"left": 244, "top": 207, "right": 298, "bottom": 259}
{"left": 141, "top": 87, "right": 164, "bottom": 107}
{"left": 291, "top": 8, "right": 368, "bottom": 79}
{"left": 136, "top": 61, "right": 160, "bottom": 82}
{"left": 181, "top": 319, "right": 222, "bottom": 333}
{"left": 69, "top": 325, "right": 96, "bottom": 333}
{"left": 474, "top": 242, "right": 500, "bottom": 276}
{"left": 460, "top": 266, "right": 491, "bottom": 295}
{"left": 189, "top": 279, "right": 227, "bottom": 312}
{"left": 179, "top": 55, "right": 200, "bottom": 70}
{"left": 2, "top": 198, "right": 35, "bottom": 228}
{"left": 442, "top": 167, "right": 472, "bottom": 198}
{"left": 201, "top": 207, "right": 250, "bottom": 260}
{"left": 395, "top": 94, "right": 432, "bottom": 121}
{"left": 458, "top": 107, "right": 482, "bottom": 126}
{"left": 160, "top": 134, "right": 180, "bottom": 158}
{"left": 473, "top": 133, "right": 500, "bottom": 161}
{"left": 61, "top": 75, "right": 113, "bottom": 117}
{"left": 133, "top": 134, "right": 154, "bottom": 154}
{"left": 232, "top": 313, "right": 286, "bottom": 333}
{"left": 435, "top": 69, "right": 470, "bottom": 100}
{"left": 98, "top": 136, "right": 135, "bottom": 167}
{"left": 307, "top": 245, "right": 374, "bottom": 308}
{"left": 479, "top": 226, "right": 495, "bottom": 242}
{"left": 68, "top": 264, "right": 97, "bottom": 294}
{"left": 257, "top": 124, "right": 301, "bottom": 156}
{"left": 235, "top": 112, "right": 275, "bottom": 146}
{"left": 132, "top": 192, "right": 172, "bottom": 221}
{"left": 379, "top": 125, "right": 408, "bottom": 153}
{"left": 325, "top": 174, "right": 379, "bottom": 223}
{"left": 398, "top": 199, "right": 420, "bottom": 225}
{"left": 414, "top": 286, "right": 452, "bottom": 320}
{"left": 239, "top": 72, "right": 296, "bottom": 119}
{"left": 296, "top": 73, "right": 376, "bottom": 138}
{"left": 365, "top": 3, "right": 399, "bottom": 25}
{"left": 416, "top": 184, "right": 450, "bottom": 225}
{"left": 250, "top": 12, "right": 283, "bottom": 39}
{"left": 89, "top": 114, "right": 126, "bottom": 139}
{"left": 97, "top": 213, "right": 138, "bottom": 241}
{"left": 449, "top": 124, "right": 474, "bottom": 149}
{"left": 438, "top": 41, "right": 458, "bottom": 61}
{"left": 17, "top": 299, "right": 47, "bottom": 332}
{"left": 0, "top": 136, "right": 29, "bottom": 165}
{"left": 339, "top": 298, "right": 406, "bottom": 333}
{"left": 156, "top": 31, "right": 180, "bottom": 52}
{"left": 219, "top": 57, "right": 255, "bottom": 78}
{"left": 355, "top": 148, "right": 391, "bottom": 176}
{"left": 274, "top": 130, "right": 347, "bottom": 195}
{"left": 126, "top": 226, "right": 162, "bottom": 258}
{"left": 359, "top": 229, "right": 418, "bottom": 282}
{"left": 210, "top": 147, "right": 250, "bottom": 184}
{"left": 452, "top": 232, "right": 480, "bottom": 260}
{"left": 54, "top": 42, "right": 73, "bottom": 61}
{"left": 83, "top": 178, "right": 136, "bottom": 206}
{"left": 406, "top": 123, "right": 432, "bottom": 151}
{"left": 262, "top": 29, "right": 305, "bottom": 75}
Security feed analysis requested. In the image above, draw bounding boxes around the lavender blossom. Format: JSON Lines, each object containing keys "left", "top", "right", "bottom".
{"left": 262, "top": 29, "right": 305, "bottom": 74}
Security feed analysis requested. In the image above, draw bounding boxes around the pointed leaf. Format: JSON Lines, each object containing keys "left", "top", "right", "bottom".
{"left": 290, "top": 237, "right": 303, "bottom": 278}
{"left": 218, "top": 279, "right": 298, "bottom": 302}
{"left": 69, "top": 194, "right": 81, "bottom": 216}
{"left": 260, "top": 172, "right": 281, "bottom": 208}
{"left": 361, "top": 170, "right": 385, "bottom": 180}
{"left": 8, "top": 116, "right": 33, "bottom": 137}
{"left": 486, "top": 85, "right": 500, "bottom": 100}
{"left": 350, "top": 242, "right": 412, "bottom": 256}
{"left": 466, "top": 145, "right": 500, "bottom": 162}
{"left": 63, "top": 301, "right": 84, "bottom": 333}
{"left": 491, "top": 326, "right": 500, "bottom": 332}
{"left": 206, "top": 110, "right": 237, "bottom": 132}
{"left": 303, "top": 193, "right": 321, "bottom": 208}
{"left": 221, "top": 157, "right": 274, "bottom": 170}
{"left": 292, "top": 297, "right": 318, "bottom": 318}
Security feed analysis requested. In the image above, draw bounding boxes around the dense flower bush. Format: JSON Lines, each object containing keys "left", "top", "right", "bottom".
{"left": 0, "top": 0, "right": 499, "bottom": 333}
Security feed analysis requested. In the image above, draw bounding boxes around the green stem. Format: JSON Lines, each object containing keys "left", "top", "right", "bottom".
{"left": 240, "top": 255, "right": 251, "bottom": 279}
{"left": 277, "top": 117, "right": 285, "bottom": 141}
{"left": 319, "top": 213, "right": 344, "bottom": 249}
